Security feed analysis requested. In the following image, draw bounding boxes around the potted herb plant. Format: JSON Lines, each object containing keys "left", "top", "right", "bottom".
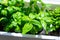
{"left": 0, "top": 0, "right": 60, "bottom": 40}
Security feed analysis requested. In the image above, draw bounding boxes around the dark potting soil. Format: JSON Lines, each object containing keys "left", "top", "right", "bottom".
{"left": 48, "top": 28, "right": 60, "bottom": 36}
{"left": 39, "top": 28, "right": 60, "bottom": 36}
{"left": 0, "top": 26, "right": 4, "bottom": 31}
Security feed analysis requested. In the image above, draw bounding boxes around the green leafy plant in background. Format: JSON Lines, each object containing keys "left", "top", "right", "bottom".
{"left": 0, "top": 0, "right": 60, "bottom": 35}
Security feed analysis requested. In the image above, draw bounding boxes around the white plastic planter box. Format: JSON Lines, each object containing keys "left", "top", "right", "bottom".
{"left": 0, "top": 31, "right": 60, "bottom": 40}
{"left": 0, "top": 0, "right": 60, "bottom": 40}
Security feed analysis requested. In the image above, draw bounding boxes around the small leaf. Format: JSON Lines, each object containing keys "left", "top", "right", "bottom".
{"left": 9, "top": 0, "right": 17, "bottom": 6}
{"left": 41, "top": 20, "right": 47, "bottom": 30}
{"left": 1, "top": 0, "right": 8, "bottom": 6}
{"left": 22, "top": 16, "right": 30, "bottom": 21}
{"left": 4, "top": 21, "right": 17, "bottom": 31}
{"left": 39, "top": 11, "right": 45, "bottom": 17}
{"left": 12, "top": 12, "right": 21, "bottom": 25}
{"left": 11, "top": 21, "right": 17, "bottom": 26}
{"left": 1, "top": 10, "right": 7, "bottom": 16}
{"left": 22, "top": 23, "right": 33, "bottom": 34}
{"left": 15, "top": 25, "right": 21, "bottom": 32}
{"left": 0, "top": 17, "right": 6, "bottom": 21}
{"left": 55, "top": 7, "right": 60, "bottom": 13}
{"left": 31, "top": 20, "right": 42, "bottom": 29}
{"left": 17, "top": 0, "right": 21, "bottom": 2}
{"left": 7, "top": 6, "right": 14, "bottom": 14}
{"left": 29, "top": 13, "right": 35, "bottom": 19}
{"left": 0, "top": 5, "right": 2, "bottom": 10}
{"left": 49, "top": 27, "right": 55, "bottom": 32}
{"left": 43, "top": 17, "right": 53, "bottom": 22}
{"left": 13, "top": 6, "right": 21, "bottom": 11}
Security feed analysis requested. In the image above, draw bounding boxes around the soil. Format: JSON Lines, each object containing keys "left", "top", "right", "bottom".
{"left": 48, "top": 27, "right": 60, "bottom": 36}
{"left": 39, "top": 28, "right": 60, "bottom": 36}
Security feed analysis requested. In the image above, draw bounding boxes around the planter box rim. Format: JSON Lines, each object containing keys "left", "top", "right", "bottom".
{"left": 42, "top": 0, "right": 60, "bottom": 5}
{"left": 0, "top": 31, "right": 60, "bottom": 40}
{"left": 24, "top": 0, "right": 60, "bottom": 5}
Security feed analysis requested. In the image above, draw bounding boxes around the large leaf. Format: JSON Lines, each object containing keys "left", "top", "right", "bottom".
{"left": 22, "top": 23, "right": 33, "bottom": 34}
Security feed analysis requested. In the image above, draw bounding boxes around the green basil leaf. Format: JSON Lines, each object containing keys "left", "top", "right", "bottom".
{"left": 41, "top": 20, "right": 47, "bottom": 30}
{"left": 12, "top": 12, "right": 21, "bottom": 25}
{"left": 0, "top": 17, "right": 6, "bottom": 21}
{"left": 43, "top": 17, "right": 53, "bottom": 23}
{"left": 39, "top": 11, "right": 45, "bottom": 17}
{"left": 1, "top": 9, "right": 7, "bottom": 16}
{"left": 0, "top": 5, "right": 2, "bottom": 10}
{"left": 29, "top": 13, "right": 35, "bottom": 19}
{"left": 31, "top": 20, "right": 42, "bottom": 29}
{"left": 22, "top": 16, "right": 30, "bottom": 21}
{"left": 1, "top": 0, "right": 8, "bottom": 6}
{"left": 55, "top": 7, "right": 60, "bottom": 13}
{"left": 8, "top": 0, "right": 16, "bottom": 6}
{"left": 13, "top": 6, "right": 21, "bottom": 11}
{"left": 49, "top": 27, "right": 55, "bottom": 32}
{"left": 4, "top": 21, "right": 17, "bottom": 31}
{"left": 15, "top": 25, "right": 21, "bottom": 32}
{"left": 7, "top": 6, "right": 14, "bottom": 14}
{"left": 22, "top": 23, "right": 33, "bottom": 34}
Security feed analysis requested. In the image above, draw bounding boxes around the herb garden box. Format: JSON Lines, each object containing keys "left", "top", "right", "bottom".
{"left": 0, "top": 0, "right": 60, "bottom": 40}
